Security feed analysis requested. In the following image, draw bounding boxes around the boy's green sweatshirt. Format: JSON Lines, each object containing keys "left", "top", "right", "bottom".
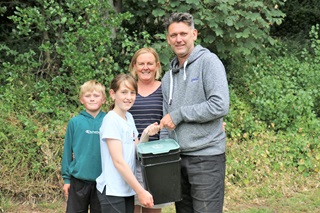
{"left": 61, "top": 110, "right": 106, "bottom": 184}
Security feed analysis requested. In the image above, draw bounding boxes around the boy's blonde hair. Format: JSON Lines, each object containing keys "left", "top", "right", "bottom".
{"left": 79, "top": 80, "right": 106, "bottom": 100}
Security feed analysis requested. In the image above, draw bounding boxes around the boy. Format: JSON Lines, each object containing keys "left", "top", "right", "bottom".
{"left": 61, "top": 80, "right": 106, "bottom": 213}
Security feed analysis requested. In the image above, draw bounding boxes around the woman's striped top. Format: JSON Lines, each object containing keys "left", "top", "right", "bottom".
{"left": 129, "top": 85, "right": 163, "bottom": 141}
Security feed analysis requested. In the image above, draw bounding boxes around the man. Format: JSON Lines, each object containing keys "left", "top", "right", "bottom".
{"left": 160, "top": 12, "right": 230, "bottom": 213}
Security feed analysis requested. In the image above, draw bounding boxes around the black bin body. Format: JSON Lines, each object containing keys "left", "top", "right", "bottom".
{"left": 137, "top": 139, "right": 182, "bottom": 205}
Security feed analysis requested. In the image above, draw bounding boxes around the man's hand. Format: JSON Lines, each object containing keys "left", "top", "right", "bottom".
{"left": 222, "top": 122, "right": 226, "bottom": 131}
{"left": 160, "top": 114, "right": 176, "bottom": 130}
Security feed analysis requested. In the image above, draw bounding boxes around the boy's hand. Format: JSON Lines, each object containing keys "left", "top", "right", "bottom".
{"left": 63, "top": 184, "right": 70, "bottom": 196}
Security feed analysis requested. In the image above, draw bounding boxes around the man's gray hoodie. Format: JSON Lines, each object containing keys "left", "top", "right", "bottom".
{"left": 162, "top": 45, "right": 229, "bottom": 155}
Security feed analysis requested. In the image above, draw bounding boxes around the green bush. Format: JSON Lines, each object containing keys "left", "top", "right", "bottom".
{"left": 233, "top": 30, "right": 320, "bottom": 131}
{"left": 224, "top": 86, "right": 266, "bottom": 141}
{"left": 225, "top": 25, "right": 320, "bottom": 185}
{"left": 0, "top": 0, "right": 152, "bottom": 201}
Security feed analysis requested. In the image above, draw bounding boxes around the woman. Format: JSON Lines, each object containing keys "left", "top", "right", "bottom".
{"left": 128, "top": 47, "right": 170, "bottom": 213}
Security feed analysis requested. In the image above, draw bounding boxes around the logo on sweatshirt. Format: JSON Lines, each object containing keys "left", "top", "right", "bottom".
{"left": 85, "top": 130, "right": 100, "bottom": 134}
{"left": 191, "top": 77, "right": 199, "bottom": 82}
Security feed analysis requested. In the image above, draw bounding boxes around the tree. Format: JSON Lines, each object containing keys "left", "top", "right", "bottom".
{"left": 122, "top": 0, "right": 286, "bottom": 64}
{"left": 0, "top": 0, "right": 146, "bottom": 112}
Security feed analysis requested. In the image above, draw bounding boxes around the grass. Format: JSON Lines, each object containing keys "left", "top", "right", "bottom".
{"left": 224, "top": 187, "right": 320, "bottom": 213}
{"left": 1, "top": 186, "right": 319, "bottom": 212}
{"left": 162, "top": 187, "right": 320, "bottom": 212}
{"left": 1, "top": 135, "right": 319, "bottom": 213}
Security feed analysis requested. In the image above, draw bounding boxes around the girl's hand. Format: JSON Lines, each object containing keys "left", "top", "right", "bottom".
{"left": 137, "top": 189, "right": 154, "bottom": 208}
{"left": 144, "top": 122, "right": 160, "bottom": 136}
{"left": 140, "top": 122, "right": 160, "bottom": 143}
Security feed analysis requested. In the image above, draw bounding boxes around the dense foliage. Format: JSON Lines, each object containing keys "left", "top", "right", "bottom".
{"left": 123, "top": 0, "right": 286, "bottom": 63}
{"left": 271, "top": 0, "right": 320, "bottom": 38}
{"left": 0, "top": 0, "right": 319, "bottom": 206}
{"left": 225, "top": 27, "right": 320, "bottom": 180}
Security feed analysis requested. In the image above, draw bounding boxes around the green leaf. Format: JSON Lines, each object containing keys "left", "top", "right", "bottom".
{"left": 186, "top": 0, "right": 200, "bottom": 5}
{"left": 61, "top": 17, "right": 67, "bottom": 23}
{"left": 152, "top": 8, "right": 165, "bottom": 17}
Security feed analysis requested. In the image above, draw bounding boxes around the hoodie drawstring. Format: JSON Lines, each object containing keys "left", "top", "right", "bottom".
{"left": 183, "top": 60, "right": 188, "bottom": 81}
{"left": 168, "top": 60, "right": 188, "bottom": 105}
{"left": 169, "top": 69, "right": 173, "bottom": 105}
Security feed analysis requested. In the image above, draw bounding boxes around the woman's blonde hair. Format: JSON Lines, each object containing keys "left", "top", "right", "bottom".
{"left": 129, "top": 47, "right": 162, "bottom": 80}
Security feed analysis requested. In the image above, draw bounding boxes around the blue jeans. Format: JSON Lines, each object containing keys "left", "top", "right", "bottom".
{"left": 175, "top": 153, "right": 226, "bottom": 213}
{"left": 97, "top": 186, "right": 134, "bottom": 213}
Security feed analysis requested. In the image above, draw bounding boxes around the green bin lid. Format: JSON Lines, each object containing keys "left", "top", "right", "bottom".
{"left": 137, "top": 138, "right": 180, "bottom": 155}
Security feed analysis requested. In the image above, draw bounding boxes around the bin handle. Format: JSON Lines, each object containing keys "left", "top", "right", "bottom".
{"left": 141, "top": 158, "right": 181, "bottom": 167}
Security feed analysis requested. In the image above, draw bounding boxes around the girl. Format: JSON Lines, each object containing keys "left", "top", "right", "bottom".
{"left": 96, "top": 74, "right": 159, "bottom": 213}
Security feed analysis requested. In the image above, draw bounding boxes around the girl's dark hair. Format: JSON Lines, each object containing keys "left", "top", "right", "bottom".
{"left": 109, "top": 74, "right": 137, "bottom": 110}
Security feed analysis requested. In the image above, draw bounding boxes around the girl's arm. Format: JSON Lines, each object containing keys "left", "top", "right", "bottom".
{"left": 138, "top": 122, "right": 161, "bottom": 144}
{"left": 107, "top": 139, "right": 154, "bottom": 208}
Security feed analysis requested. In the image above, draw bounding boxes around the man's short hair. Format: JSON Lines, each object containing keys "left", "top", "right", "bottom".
{"left": 166, "top": 12, "right": 195, "bottom": 30}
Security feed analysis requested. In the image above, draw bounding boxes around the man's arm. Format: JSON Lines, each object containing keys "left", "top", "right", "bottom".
{"left": 169, "top": 54, "right": 229, "bottom": 125}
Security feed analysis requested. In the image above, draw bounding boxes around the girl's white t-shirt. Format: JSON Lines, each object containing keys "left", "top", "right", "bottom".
{"left": 96, "top": 110, "right": 138, "bottom": 196}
